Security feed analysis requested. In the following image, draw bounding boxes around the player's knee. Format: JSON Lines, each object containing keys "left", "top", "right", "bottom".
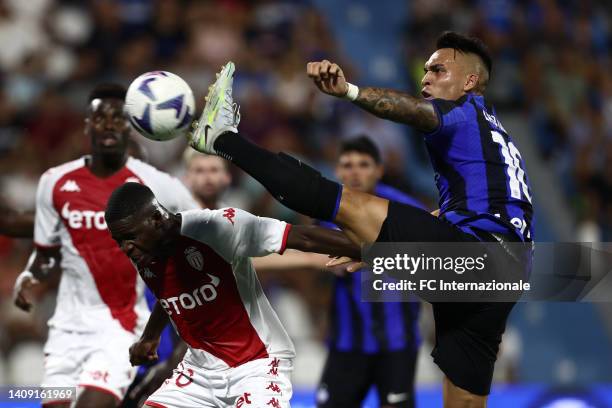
{"left": 74, "top": 389, "right": 119, "bottom": 408}
{"left": 336, "top": 189, "right": 388, "bottom": 241}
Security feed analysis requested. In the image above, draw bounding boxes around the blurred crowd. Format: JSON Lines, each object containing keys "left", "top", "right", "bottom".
{"left": 0, "top": 0, "right": 609, "bottom": 388}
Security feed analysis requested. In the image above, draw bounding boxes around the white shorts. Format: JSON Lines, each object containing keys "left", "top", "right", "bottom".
{"left": 41, "top": 326, "right": 138, "bottom": 404}
{"left": 145, "top": 352, "right": 293, "bottom": 408}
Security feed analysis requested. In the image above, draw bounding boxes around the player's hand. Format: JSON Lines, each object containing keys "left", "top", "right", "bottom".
{"left": 126, "top": 361, "right": 174, "bottom": 404}
{"left": 325, "top": 256, "right": 366, "bottom": 276}
{"left": 307, "top": 60, "right": 348, "bottom": 97}
{"left": 129, "top": 338, "right": 160, "bottom": 366}
{"left": 13, "top": 271, "right": 39, "bottom": 312}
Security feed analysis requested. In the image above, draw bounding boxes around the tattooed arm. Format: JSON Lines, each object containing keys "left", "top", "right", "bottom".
{"left": 306, "top": 59, "right": 439, "bottom": 133}
{"left": 354, "top": 87, "right": 439, "bottom": 132}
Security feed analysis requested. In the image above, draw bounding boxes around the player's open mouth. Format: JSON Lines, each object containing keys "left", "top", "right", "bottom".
{"left": 421, "top": 90, "right": 432, "bottom": 99}
{"left": 101, "top": 133, "right": 119, "bottom": 147}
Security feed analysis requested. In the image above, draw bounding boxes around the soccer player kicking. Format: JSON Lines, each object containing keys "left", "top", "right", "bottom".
{"left": 9, "top": 84, "right": 199, "bottom": 408}
{"left": 190, "top": 31, "right": 533, "bottom": 408}
{"left": 104, "top": 182, "right": 361, "bottom": 408}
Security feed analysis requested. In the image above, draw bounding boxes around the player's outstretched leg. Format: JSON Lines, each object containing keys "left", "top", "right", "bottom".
{"left": 190, "top": 63, "right": 389, "bottom": 243}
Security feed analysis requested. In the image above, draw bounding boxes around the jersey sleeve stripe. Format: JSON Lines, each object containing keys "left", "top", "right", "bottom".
{"left": 144, "top": 401, "right": 170, "bottom": 408}
{"left": 278, "top": 224, "right": 292, "bottom": 255}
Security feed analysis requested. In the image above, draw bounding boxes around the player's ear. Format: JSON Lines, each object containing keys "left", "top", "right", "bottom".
{"left": 376, "top": 163, "right": 384, "bottom": 179}
{"left": 464, "top": 73, "right": 479, "bottom": 92}
{"left": 84, "top": 117, "right": 91, "bottom": 136}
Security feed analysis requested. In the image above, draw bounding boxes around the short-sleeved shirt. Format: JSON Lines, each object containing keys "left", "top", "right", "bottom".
{"left": 33, "top": 156, "right": 198, "bottom": 333}
{"left": 137, "top": 208, "right": 295, "bottom": 370}
{"left": 424, "top": 93, "right": 534, "bottom": 241}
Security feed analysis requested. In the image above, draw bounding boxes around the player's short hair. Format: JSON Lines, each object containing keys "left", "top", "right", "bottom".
{"left": 436, "top": 31, "right": 492, "bottom": 75}
{"left": 339, "top": 136, "right": 382, "bottom": 164}
{"left": 88, "top": 83, "right": 127, "bottom": 103}
{"left": 105, "top": 182, "right": 155, "bottom": 225}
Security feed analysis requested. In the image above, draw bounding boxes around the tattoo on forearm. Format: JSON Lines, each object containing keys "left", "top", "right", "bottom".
{"left": 355, "top": 87, "right": 439, "bottom": 132}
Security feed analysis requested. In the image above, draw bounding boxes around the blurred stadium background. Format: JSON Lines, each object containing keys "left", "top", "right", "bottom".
{"left": 0, "top": 0, "right": 611, "bottom": 406}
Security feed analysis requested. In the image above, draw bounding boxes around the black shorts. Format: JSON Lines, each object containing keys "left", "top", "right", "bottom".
{"left": 375, "top": 201, "right": 523, "bottom": 396}
{"left": 317, "top": 348, "right": 417, "bottom": 408}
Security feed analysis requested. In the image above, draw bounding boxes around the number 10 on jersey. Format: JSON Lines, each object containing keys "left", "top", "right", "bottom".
{"left": 491, "top": 131, "right": 532, "bottom": 204}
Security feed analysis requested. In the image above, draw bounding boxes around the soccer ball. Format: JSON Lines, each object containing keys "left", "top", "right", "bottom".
{"left": 126, "top": 71, "right": 196, "bottom": 141}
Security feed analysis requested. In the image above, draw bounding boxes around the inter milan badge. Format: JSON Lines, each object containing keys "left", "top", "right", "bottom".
{"left": 185, "top": 246, "right": 204, "bottom": 271}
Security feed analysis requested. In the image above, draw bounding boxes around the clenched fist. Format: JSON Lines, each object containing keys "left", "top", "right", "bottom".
{"left": 306, "top": 60, "right": 349, "bottom": 97}
{"left": 129, "top": 337, "right": 160, "bottom": 366}
{"left": 13, "top": 271, "right": 39, "bottom": 312}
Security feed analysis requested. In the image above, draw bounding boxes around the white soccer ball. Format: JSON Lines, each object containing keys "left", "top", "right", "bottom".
{"left": 125, "top": 71, "right": 196, "bottom": 141}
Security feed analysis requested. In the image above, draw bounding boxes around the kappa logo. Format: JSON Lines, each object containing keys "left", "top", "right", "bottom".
{"left": 142, "top": 267, "right": 155, "bottom": 278}
{"left": 266, "top": 382, "right": 281, "bottom": 394}
{"left": 266, "top": 398, "right": 280, "bottom": 408}
{"left": 223, "top": 208, "right": 236, "bottom": 225}
{"left": 60, "top": 180, "right": 80, "bottom": 192}
{"left": 184, "top": 246, "right": 204, "bottom": 271}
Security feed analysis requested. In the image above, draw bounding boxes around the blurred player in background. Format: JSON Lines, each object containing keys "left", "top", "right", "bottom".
{"left": 317, "top": 136, "right": 422, "bottom": 408}
{"left": 183, "top": 150, "right": 232, "bottom": 210}
{"left": 104, "top": 182, "right": 361, "bottom": 408}
{"left": 191, "top": 30, "right": 534, "bottom": 408}
{"left": 10, "top": 84, "right": 198, "bottom": 408}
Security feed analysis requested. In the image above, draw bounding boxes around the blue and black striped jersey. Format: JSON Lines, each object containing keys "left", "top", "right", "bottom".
{"left": 424, "top": 93, "right": 534, "bottom": 241}
{"left": 322, "top": 183, "right": 422, "bottom": 353}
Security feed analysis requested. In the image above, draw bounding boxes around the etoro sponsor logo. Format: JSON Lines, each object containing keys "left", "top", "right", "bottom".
{"left": 61, "top": 202, "right": 106, "bottom": 230}
{"left": 159, "top": 274, "right": 220, "bottom": 315}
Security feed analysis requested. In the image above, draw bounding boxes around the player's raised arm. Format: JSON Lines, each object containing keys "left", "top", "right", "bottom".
{"left": 306, "top": 60, "right": 439, "bottom": 133}
{"left": 285, "top": 225, "right": 361, "bottom": 260}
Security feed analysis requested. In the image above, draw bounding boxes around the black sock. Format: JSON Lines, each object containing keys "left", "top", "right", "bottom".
{"left": 214, "top": 132, "right": 342, "bottom": 221}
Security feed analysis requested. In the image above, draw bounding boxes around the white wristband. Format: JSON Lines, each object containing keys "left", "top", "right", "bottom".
{"left": 343, "top": 82, "right": 359, "bottom": 101}
{"left": 13, "top": 270, "right": 36, "bottom": 298}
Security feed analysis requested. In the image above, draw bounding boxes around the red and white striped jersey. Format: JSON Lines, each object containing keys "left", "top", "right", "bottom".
{"left": 139, "top": 208, "right": 296, "bottom": 370}
{"left": 33, "top": 156, "right": 198, "bottom": 333}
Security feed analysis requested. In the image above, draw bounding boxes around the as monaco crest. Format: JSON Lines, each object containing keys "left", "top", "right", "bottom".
{"left": 184, "top": 246, "right": 204, "bottom": 271}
